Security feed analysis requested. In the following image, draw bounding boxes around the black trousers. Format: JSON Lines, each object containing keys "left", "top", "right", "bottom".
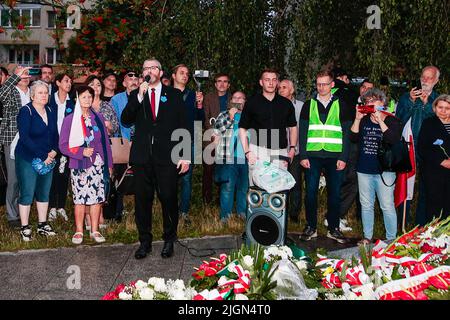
{"left": 288, "top": 154, "right": 303, "bottom": 218}
{"left": 423, "top": 170, "right": 450, "bottom": 223}
{"left": 49, "top": 155, "right": 70, "bottom": 209}
{"left": 340, "top": 143, "right": 361, "bottom": 220}
{"left": 134, "top": 161, "right": 179, "bottom": 245}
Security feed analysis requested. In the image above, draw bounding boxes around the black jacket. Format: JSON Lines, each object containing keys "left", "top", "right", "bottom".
{"left": 418, "top": 116, "right": 450, "bottom": 175}
{"left": 121, "top": 85, "right": 189, "bottom": 166}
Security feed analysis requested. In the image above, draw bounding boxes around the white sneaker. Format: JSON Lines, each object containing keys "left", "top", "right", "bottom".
{"left": 48, "top": 208, "right": 57, "bottom": 222}
{"left": 57, "top": 208, "right": 68, "bottom": 221}
{"left": 324, "top": 219, "right": 352, "bottom": 232}
{"left": 340, "top": 219, "right": 352, "bottom": 232}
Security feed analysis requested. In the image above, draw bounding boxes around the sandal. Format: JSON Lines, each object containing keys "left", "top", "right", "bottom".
{"left": 358, "top": 238, "right": 372, "bottom": 246}
{"left": 72, "top": 232, "right": 84, "bottom": 245}
{"left": 90, "top": 231, "right": 106, "bottom": 243}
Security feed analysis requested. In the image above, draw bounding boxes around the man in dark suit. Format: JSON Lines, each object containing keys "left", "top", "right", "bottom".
{"left": 121, "top": 58, "right": 190, "bottom": 259}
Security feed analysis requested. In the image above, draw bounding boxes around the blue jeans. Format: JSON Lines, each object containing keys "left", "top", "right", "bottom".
{"left": 219, "top": 162, "right": 249, "bottom": 219}
{"left": 304, "top": 157, "right": 344, "bottom": 230}
{"left": 15, "top": 154, "right": 53, "bottom": 205}
{"left": 357, "top": 172, "right": 397, "bottom": 240}
{"left": 179, "top": 145, "right": 195, "bottom": 214}
{"left": 179, "top": 162, "right": 194, "bottom": 214}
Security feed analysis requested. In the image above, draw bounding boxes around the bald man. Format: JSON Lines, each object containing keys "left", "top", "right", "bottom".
{"left": 396, "top": 65, "right": 440, "bottom": 227}
{"left": 278, "top": 79, "right": 304, "bottom": 223}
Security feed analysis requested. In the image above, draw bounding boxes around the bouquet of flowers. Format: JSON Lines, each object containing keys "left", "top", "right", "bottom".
{"left": 308, "top": 216, "right": 450, "bottom": 300}
{"left": 102, "top": 278, "right": 197, "bottom": 300}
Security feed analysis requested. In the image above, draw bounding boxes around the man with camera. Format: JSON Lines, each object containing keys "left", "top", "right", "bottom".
{"left": 299, "top": 70, "right": 352, "bottom": 244}
{"left": 202, "top": 73, "right": 231, "bottom": 205}
{"left": 171, "top": 64, "right": 204, "bottom": 225}
{"left": 213, "top": 91, "right": 248, "bottom": 223}
{"left": 396, "top": 65, "right": 440, "bottom": 226}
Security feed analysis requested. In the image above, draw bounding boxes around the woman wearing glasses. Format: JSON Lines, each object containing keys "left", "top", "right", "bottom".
{"left": 349, "top": 88, "right": 402, "bottom": 245}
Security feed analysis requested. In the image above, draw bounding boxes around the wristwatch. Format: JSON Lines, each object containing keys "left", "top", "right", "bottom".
{"left": 289, "top": 145, "right": 297, "bottom": 152}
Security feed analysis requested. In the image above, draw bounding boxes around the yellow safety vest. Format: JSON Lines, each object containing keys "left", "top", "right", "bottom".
{"left": 306, "top": 99, "right": 343, "bottom": 152}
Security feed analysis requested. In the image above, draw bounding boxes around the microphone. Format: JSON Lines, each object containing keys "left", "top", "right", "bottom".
{"left": 144, "top": 75, "right": 150, "bottom": 83}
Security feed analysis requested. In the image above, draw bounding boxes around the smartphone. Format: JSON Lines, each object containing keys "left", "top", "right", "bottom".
{"left": 411, "top": 79, "right": 422, "bottom": 91}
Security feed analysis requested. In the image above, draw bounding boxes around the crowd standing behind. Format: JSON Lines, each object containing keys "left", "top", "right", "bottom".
{"left": 0, "top": 62, "right": 447, "bottom": 253}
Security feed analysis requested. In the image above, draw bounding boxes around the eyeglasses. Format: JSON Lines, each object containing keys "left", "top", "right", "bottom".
{"left": 143, "top": 66, "right": 160, "bottom": 72}
{"left": 316, "top": 82, "right": 332, "bottom": 87}
{"left": 126, "top": 73, "right": 137, "bottom": 78}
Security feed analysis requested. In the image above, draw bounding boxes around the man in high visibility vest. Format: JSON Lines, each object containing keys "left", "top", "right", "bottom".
{"left": 299, "top": 70, "right": 353, "bottom": 244}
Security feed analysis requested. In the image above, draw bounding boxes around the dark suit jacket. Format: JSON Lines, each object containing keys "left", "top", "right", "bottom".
{"left": 418, "top": 115, "right": 450, "bottom": 176}
{"left": 121, "top": 84, "right": 189, "bottom": 166}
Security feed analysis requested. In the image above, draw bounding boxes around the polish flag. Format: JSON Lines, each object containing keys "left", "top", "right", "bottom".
{"left": 394, "top": 118, "right": 416, "bottom": 207}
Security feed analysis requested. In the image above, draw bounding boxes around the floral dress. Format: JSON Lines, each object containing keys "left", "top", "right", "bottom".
{"left": 70, "top": 115, "right": 106, "bottom": 205}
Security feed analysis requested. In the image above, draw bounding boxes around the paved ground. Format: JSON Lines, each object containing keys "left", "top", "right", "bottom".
{"left": 0, "top": 233, "right": 360, "bottom": 300}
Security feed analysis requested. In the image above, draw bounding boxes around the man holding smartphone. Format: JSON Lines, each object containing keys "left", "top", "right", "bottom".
{"left": 396, "top": 65, "right": 440, "bottom": 227}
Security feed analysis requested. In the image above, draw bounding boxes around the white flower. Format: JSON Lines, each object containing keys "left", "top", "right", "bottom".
{"left": 235, "top": 294, "right": 249, "bottom": 300}
{"left": 118, "top": 291, "right": 132, "bottom": 300}
{"left": 135, "top": 280, "right": 148, "bottom": 289}
{"left": 295, "top": 260, "right": 308, "bottom": 271}
{"left": 243, "top": 255, "right": 254, "bottom": 268}
{"left": 139, "top": 287, "right": 154, "bottom": 300}
{"left": 169, "top": 289, "right": 187, "bottom": 300}
{"left": 148, "top": 277, "right": 161, "bottom": 286}
{"left": 358, "top": 273, "right": 371, "bottom": 285}
{"left": 153, "top": 278, "right": 167, "bottom": 292}
{"left": 184, "top": 287, "right": 198, "bottom": 300}
{"left": 172, "top": 279, "right": 185, "bottom": 290}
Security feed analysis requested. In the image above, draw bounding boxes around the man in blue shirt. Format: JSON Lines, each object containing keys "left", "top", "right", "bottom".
{"left": 110, "top": 70, "right": 139, "bottom": 221}
{"left": 396, "top": 66, "right": 440, "bottom": 226}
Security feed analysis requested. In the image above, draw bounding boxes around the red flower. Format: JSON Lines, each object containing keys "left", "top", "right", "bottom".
{"left": 121, "top": 19, "right": 127, "bottom": 24}
{"left": 79, "top": 0, "right": 86, "bottom": 3}
{"left": 92, "top": 16, "right": 103, "bottom": 24}
{"left": 17, "top": 24, "right": 25, "bottom": 30}
{"left": 114, "top": 284, "right": 126, "bottom": 295}
{"left": 0, "top": 27, "right": 4, "bottom": 33}
{"left": 101, "top": 292, "right": 117, "bottom": 300}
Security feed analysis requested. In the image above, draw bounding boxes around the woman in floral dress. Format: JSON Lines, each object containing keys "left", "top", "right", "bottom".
{"left": 59, "top": 86, "right": 113, "bottom": 244}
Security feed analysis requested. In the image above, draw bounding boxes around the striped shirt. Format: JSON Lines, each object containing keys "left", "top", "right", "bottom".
{"left": 0, "top": 74, "right": 22, "bottom": 145}
{"left": 444, "top": 123, "right": 450, "bottom": 135}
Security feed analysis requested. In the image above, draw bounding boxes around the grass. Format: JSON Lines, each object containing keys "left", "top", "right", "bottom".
{"left": 0, "top": 166, "right": 418, "bottom": 252}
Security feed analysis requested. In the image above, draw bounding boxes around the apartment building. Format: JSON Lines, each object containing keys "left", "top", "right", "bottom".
{"left": 0, "top": 1, "right": 93, "bottom": 66}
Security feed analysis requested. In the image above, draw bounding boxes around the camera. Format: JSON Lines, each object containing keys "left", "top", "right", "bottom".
{"left": 357, "top": 105, "right": 384, "bottom": 114}
{"left": 193, "top": 70, "right": 209, "bottom": 91}
{"left": 194, "top": 70, "right": 209, "bottom": 79}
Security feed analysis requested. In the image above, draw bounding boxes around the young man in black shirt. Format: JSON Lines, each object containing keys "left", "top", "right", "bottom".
{"left": 239, "top": 69, "right": 298, "bottom": 185}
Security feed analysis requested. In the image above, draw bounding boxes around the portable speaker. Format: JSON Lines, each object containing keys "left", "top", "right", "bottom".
{"left": 245, "top": 187, "right": 288, "bottom": 246}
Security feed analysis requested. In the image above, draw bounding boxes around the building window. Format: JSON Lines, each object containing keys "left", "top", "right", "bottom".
{"left": 46, "top": 48, "right": 62, "bottom": 65}
{"left": 47, "top": 11, "right": 56, "bottom": 28}
{"left": 0, "top": 8, "right": 40, "bottom": 27}
{"left": 8, "top": 47, "right": 39, "bottom": 65}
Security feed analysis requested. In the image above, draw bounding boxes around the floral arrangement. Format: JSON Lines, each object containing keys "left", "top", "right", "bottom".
{"left": 102, "top": 277, "right": 196, "bottom": 300}
{"left": 103, "top": 217, "right": 450, "bottom": 301}
{"left": 102, "top": 244, "right": 315, "bottom": 300}
{"left": 305, "top": 216, "right": 450, "bottom": 300}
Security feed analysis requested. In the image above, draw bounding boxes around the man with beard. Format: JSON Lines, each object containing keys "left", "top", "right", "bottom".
{"left": 396, "top": 65, "right": 440, "bottom": 226}
{"left": 121, "top": 59, "right": 190, "bottom": 259}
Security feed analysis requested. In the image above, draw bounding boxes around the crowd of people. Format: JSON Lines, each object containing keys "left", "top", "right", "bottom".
{"left": 0, "top": 60, "right": 448, "bottom": 260}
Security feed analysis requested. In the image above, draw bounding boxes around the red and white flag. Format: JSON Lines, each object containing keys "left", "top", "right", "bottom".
{"left": 394, "top": 118, "right": 416, "bottom": 207}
